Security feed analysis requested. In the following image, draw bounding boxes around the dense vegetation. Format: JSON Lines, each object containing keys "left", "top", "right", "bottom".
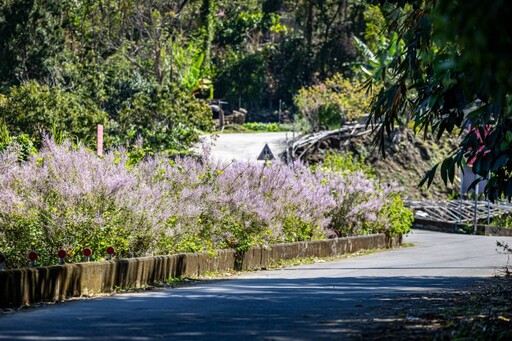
{"left": 369, "top": 1, "right": 512, "bottom": 200}
{"left": 0, "top": 0, "right": 392, "bottom": 152}
{"left": 0, "top": 139, "right": 411, "bottom": 269}
{"left": 2, "top": 0, "right": 509, "bottom": 201}
{"left": 0, "top": 1, "right": 420, "bottom": 270}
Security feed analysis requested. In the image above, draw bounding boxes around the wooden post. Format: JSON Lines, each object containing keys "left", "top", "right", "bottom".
{"left": 97, "top": 124, "right": 104, "bottom": 157}
{"left": 218, "top": 101, "right": 225, "bottom": 130}
{"left": 278, "top": 99, "right": 282, "bottom": 123}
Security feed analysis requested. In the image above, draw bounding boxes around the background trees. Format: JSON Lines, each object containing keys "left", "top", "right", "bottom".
{"left": 0, "top": 0, "right": 215, "bottom": 151}
{"left": 6, "top": 0, "right": 509, "bottom": 201}
{"left": 367, "top": 0, "right": 512, "bottom": 200}
{"left": 0, "top": 0, "right": 388, "bottom": 152}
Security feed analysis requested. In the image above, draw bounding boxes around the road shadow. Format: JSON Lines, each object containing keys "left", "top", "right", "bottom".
{"left": 0, "top": 275, "right": 497, "bottom": 340}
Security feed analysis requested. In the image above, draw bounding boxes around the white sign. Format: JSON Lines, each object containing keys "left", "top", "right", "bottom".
{"left": 257, "top": 144, "right": 275, "bottom": 161}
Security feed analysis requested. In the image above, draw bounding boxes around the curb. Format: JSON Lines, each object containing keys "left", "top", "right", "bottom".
{"left": 0, "top": 234, "right": 400, "bottom": 308}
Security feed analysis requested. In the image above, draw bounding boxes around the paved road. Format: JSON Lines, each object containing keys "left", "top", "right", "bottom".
{"left": 199, "top": 132, "right": 290, "bottom": 163}
{"left": 1, "top": 230, "right": 511, "bottom": 340}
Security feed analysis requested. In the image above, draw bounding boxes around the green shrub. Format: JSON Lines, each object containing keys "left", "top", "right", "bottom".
{"left": 243, "top": 122, "right": 291, "bottom": 132}
{"left": 0, "top": 81, "right": 107, "bottom": 148}
{"left": 491, "top": 213, "right": 512, "bottom": 229}
{"left": 382, "top": 193, "right": 413, "bottom": 237}
{"left": 0, "top": 79, "right": 214, "bottom": 154}
{"left": 320, "top": 151, "right": 375, "bottom": 178}
{"left": 294, "top": 74, "right": 379, "bottom": 131}
{"left": 282, "top": 215, "right": 324, "bottom": 242}
{"left": 0, "top": 121, "right": 37, "bottom": 162}
{"left": 108, "top": 84, "right": 214, "bottom": 152}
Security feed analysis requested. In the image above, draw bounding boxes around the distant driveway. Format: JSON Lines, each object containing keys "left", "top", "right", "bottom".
{"left": 1, "top": 230, "right": 511, "bottom": 340}
{"left": 200, "top": 132, "right": 290, "bottom": 163}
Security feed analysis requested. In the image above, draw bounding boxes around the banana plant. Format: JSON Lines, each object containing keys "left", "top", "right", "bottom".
{"left": 352, "top": 32, "right": 403, "bottom": 85}
{"left": 171, "top": 41, "right": 213, "bottom": 98}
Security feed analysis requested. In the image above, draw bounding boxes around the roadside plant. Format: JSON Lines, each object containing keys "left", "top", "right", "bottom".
{"left": 319, "top": 152, "right": 413, "bottom": 237}
{"left": 0, "top": 81, "right": 107, "bottom": 148}
{"left": 0, "top": 138, "right": 410, "bottom": 269}
{"left": 294, "top": 74, "right": 377, "bottom": 132}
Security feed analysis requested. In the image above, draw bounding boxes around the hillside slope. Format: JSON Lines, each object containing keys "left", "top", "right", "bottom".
{"left": 293, "top": 127, "right": 460, "bottom": 200}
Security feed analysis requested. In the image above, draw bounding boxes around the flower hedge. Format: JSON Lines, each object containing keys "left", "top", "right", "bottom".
{"left": 0, "top": 139, "right": 412, "bottom": 268}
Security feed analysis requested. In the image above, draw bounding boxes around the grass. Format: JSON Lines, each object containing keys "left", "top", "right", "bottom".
{"left": 219, "top": 123, "right": 294, "bottom": 134}
{"left": 266, "top": 248, "right": 381, "bottom": 270}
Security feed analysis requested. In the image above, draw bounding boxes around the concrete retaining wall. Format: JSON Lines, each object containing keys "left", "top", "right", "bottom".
{"left": 0, "top": 234, "right": 400, "bottom": 308}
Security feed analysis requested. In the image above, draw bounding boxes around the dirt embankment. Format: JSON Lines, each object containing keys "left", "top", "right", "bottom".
{"left": 294, "top": 127, "right": 460, "bottom": 201}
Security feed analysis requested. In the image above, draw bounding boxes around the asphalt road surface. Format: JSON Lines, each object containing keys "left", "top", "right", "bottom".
{"left": 199, "top": 132, "right": 290, "bottom": 163}
{"left": 1, "top": 230, "right": 511, "bottom": 340}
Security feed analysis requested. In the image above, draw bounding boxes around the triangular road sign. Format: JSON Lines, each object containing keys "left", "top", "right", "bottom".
{"left": 257, "top": 143, "right": 275, "bottom": 161}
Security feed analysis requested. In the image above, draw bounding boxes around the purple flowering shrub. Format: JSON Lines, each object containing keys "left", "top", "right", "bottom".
{"left": 0, "top": 139, "right": 410, "bottom": 268}
{"left": 319, "top": 152, "right": 414, "bottom": 237}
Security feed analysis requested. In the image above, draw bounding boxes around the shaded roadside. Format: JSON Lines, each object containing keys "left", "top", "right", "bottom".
{"left": 358, "top": 275, "right": 512, "bottom": 340}
{"left": 0, "top": 275, "right": 510, "bottom": 340}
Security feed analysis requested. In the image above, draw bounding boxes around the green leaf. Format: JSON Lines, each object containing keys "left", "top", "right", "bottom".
{"left": 419, "top": 164, "right": 439, "bottom": 188}
{"left": 440, "top": 157, "right": 454, "bottom": 185}
{"left": 448, "top": 160, "right": 456, "bottom": 184}
{"left": 492, "top": 154, "right": 509, "bottom": 171}
{"left": 506, "top": 131, "right": 512, "bottom": 142}
{"left": 467, "top": 178, "right": 482, "bottom": 193}
{"left": 354, "top": 36, "right": 378, "bottom": 64}
{"left": 440, "top": 158, "right": 448, "bottom": 185}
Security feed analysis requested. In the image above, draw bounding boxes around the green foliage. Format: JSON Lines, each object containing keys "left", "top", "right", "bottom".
{"left": 171, "top": 42, "right": 213, "bottom": 97}
{"left": 0, "top": 76, "right": 213, "bottom": 151}
{"left": 126, "top": 142, "right": 154, "bottom": 167}
{"left": 174, "top": 234, "right": 211, "bottom": 254}
{"left": 214, "top": 51, "right": 267, "bottom": 109}
{"left": 282, "top": 215, "right": 324, "bottom": 243}
{"left": 362, "top": 5, "right": 387, "bottom": 52}
{"left": 0, "top": 81, "right": 107, "bottom": 148}
{"left": 216, "top": 11, "right": 265, "bottom": 47}
{"left": 62, "top": 205, "right": 136, "bottom": 264}
{"left": 320, "top": 151, "right": 375, "bottom": 178}
{"left": 212, "top": 0, "right": 375, "bottom": 113}
{"left": 382, "top": 194, "right": 413, "bottom": 237}
{"left": 0, "top": 0, "right": 68, "bottom": 88}
{"left": 242, "top": 122, "right": 291, "bottom": 132}
{"left": 491, "top": 214, "right": 512, "bottom": 230}
{"left": 370, "top": 1, "right": 512, "bottom": 200}
{"left": 353, "top": 32, "right": 403, "bottom": 85}
{"left": 0, "top": 0, "right": 390, "bottom": 145}
{"left": 0, "top": 131, "right": 37, "bottom": 162}
{"left": 294, "top": 74, "right": 377, "bottom": 131}
{"left": 0, "top": 0, "right": 217, "bottom": 154}
{"left": 198, "top": 0, "right": 216, "bottom": 71}
{"left": 108, "top": 84, "right": 214, "bottom": 152}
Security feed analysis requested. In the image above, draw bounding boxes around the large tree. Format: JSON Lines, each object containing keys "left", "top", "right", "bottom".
{"left": 368, "top": 0, "right": 512, "bottom": 200}
{"left": 0, "top": 0, "right": 68, "bottom": 89}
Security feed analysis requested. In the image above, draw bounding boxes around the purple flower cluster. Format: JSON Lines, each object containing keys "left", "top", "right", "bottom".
{"left": 0, "top": 138, "right": 404, "bottom": 267}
